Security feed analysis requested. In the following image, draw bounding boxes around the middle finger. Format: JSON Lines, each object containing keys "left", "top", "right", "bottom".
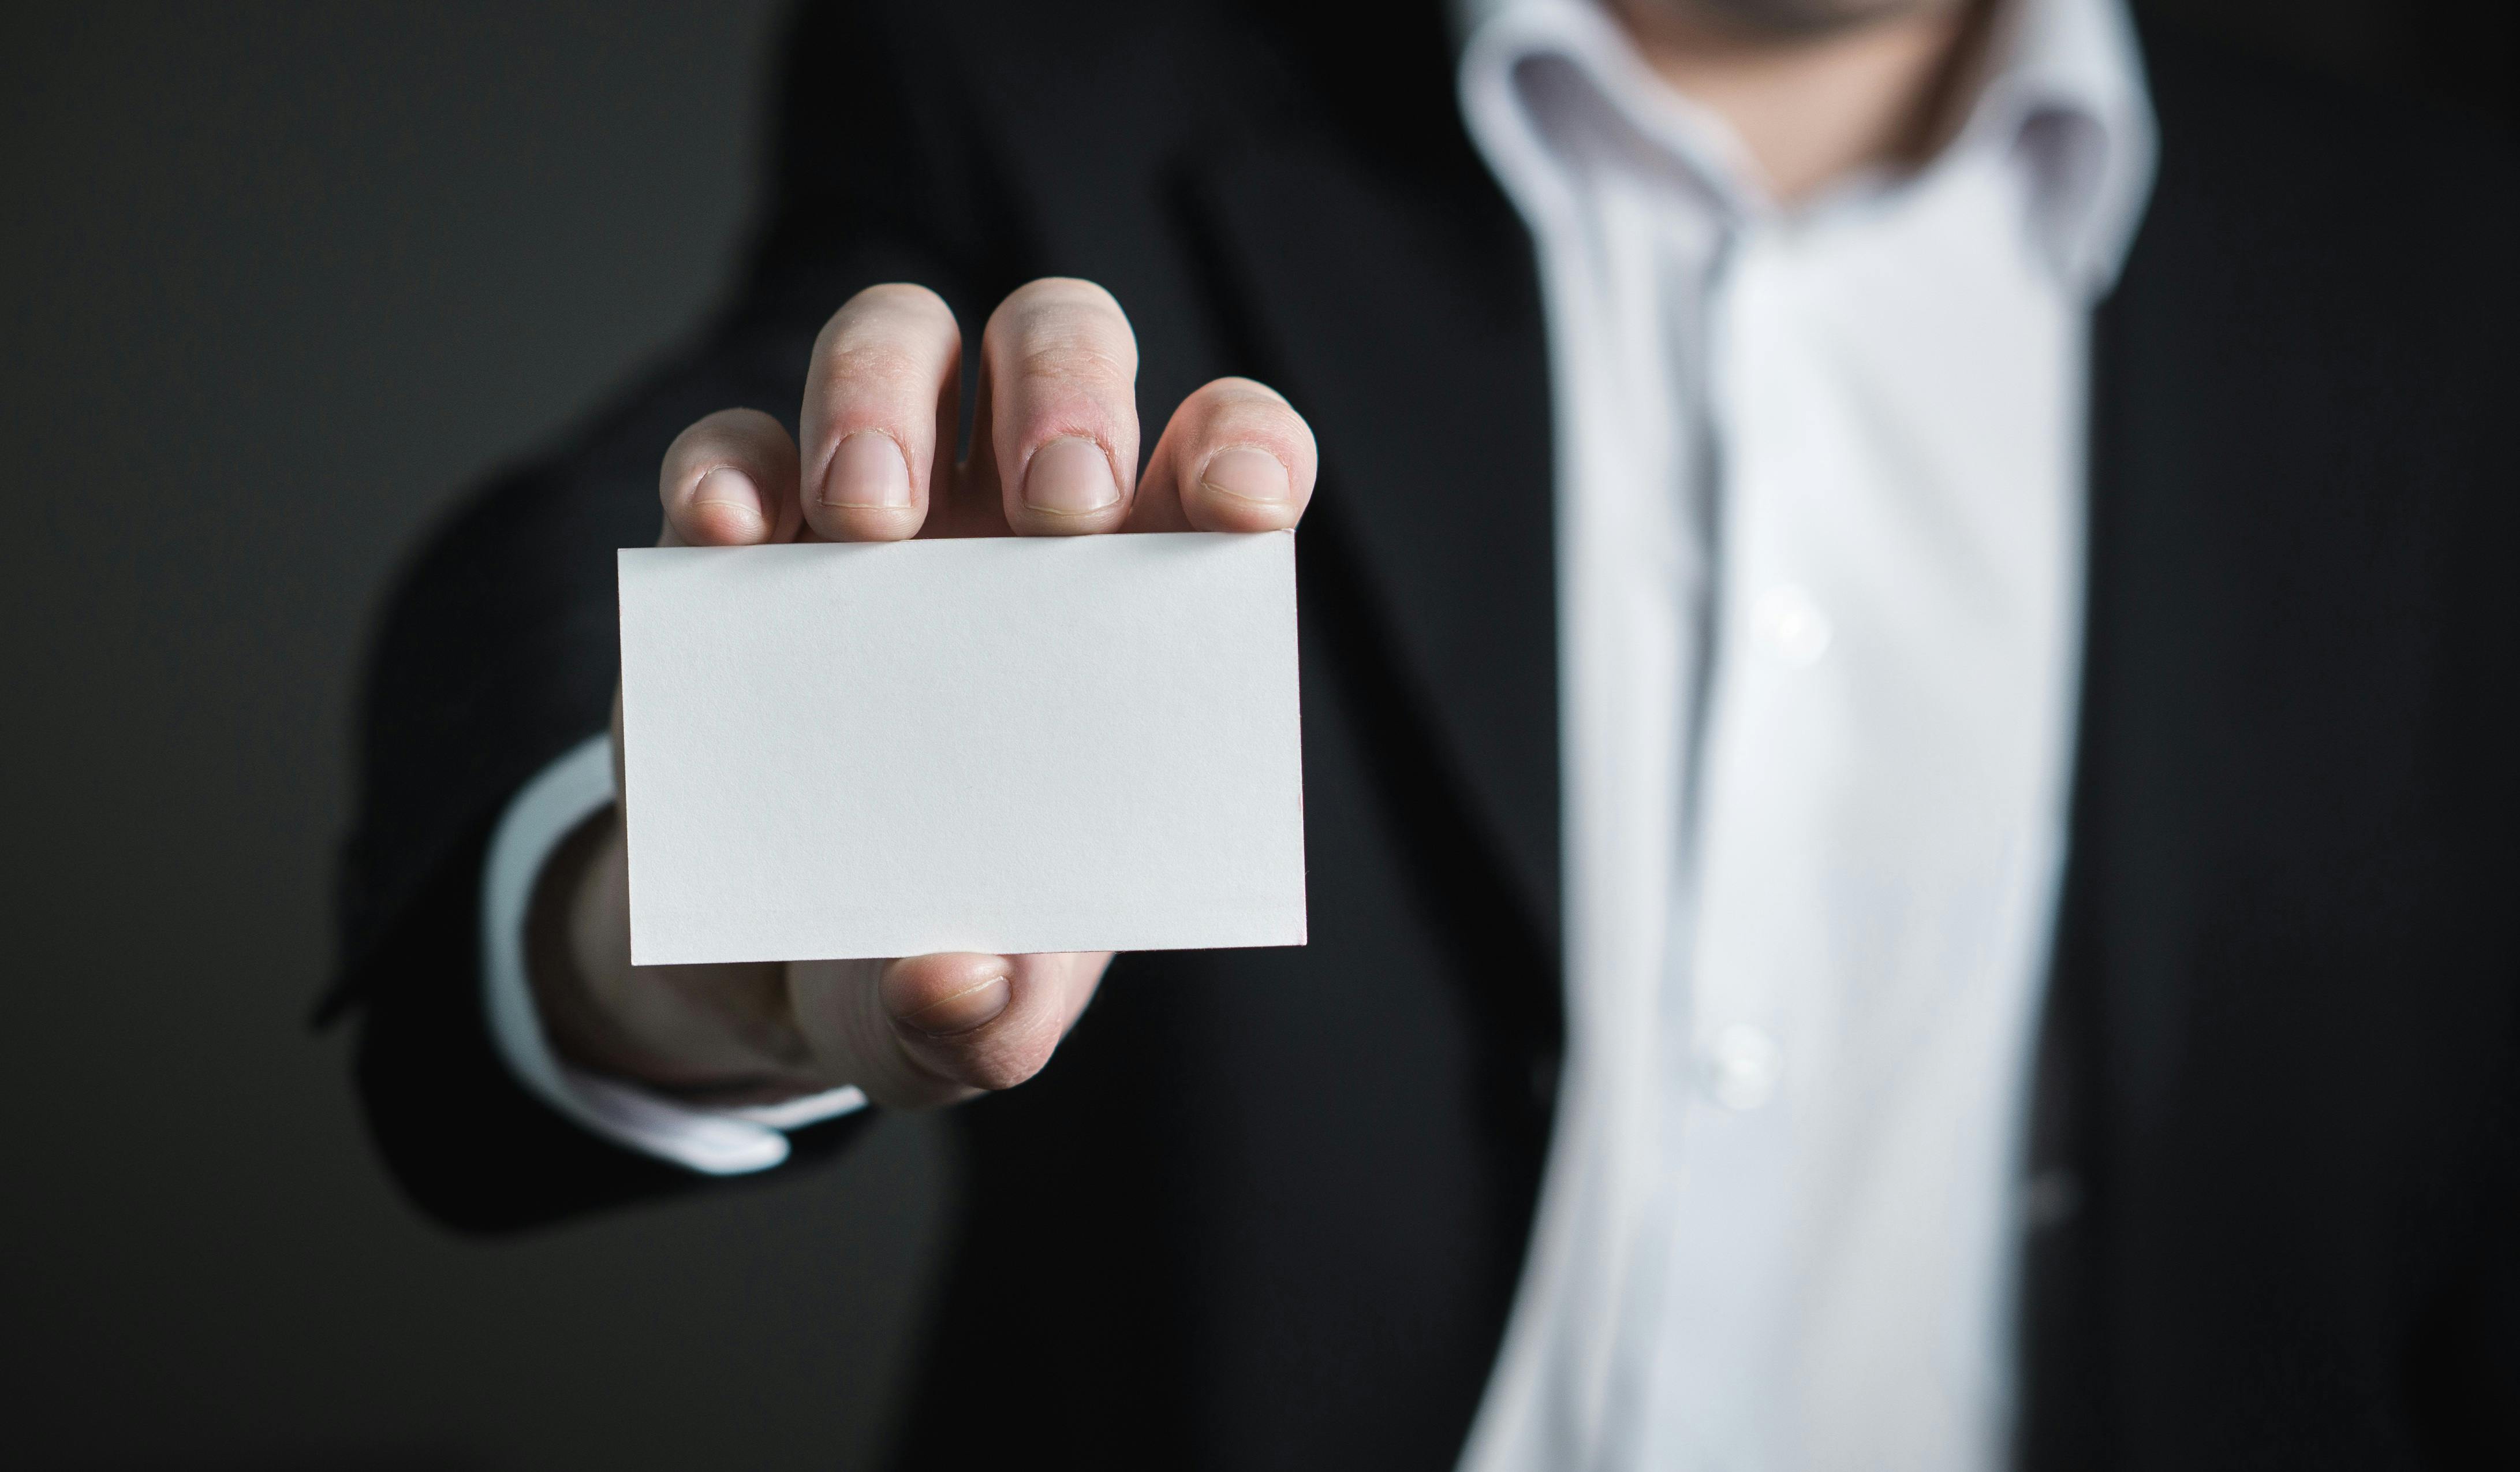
{"left": 973, "top": 277, "right": 1141, "bottom": 536}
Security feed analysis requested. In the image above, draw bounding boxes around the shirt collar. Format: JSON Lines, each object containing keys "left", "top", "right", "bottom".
{"left": 1454, "top": 0, "right": 2156, "bottom": 296}
{"left": 1974, "top": 0, "right": 2156, "bottom": 290}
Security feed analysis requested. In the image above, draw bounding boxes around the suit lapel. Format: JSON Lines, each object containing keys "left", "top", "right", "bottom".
{"left": 1185, "top": 129, "right": 1563, "bottom": 953}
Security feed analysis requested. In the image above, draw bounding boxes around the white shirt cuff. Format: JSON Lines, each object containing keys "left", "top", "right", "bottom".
{"left": 479, "top": 733, "right": 865, "bottom": 1175}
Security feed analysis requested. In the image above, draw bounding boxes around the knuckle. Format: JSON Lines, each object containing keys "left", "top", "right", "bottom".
{"left": 1011, "top": 335, "right": 1132, "bottom": 390}
{"left": 1212, "top": 404, "right": 1306, "bottom": 449}
{"left": 990, "top": 283, "right": 1137, "bottom": 381}
{"left": 815, "top": 290, "right": 955, "bottom": 391}
{"left": 1188, "top": 379, "right": 1311, "bottom": 450}
{"left": 820, "top": 340, "right": 936, "bottom": 401}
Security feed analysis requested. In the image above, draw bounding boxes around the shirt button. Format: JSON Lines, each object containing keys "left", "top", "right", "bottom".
{"left": 1750, "top": 583, "right": 1832, "bottom": 665}
{"left": 1703, "top": 1024, "right": 1782, "bottom": 1111}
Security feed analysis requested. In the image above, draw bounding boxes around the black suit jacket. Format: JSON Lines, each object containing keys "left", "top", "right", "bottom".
{"left": 328, "top": 2, "right": 2520, "bottom": 1465}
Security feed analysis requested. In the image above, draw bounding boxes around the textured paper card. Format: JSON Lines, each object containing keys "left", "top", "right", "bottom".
{"left": 618, "top": 531, "right": 1306, "bottom": 965}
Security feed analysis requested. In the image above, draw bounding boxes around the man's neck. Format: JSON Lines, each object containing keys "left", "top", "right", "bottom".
{"left": 1611, "top": 0, "right": 2000, "bottom": 202}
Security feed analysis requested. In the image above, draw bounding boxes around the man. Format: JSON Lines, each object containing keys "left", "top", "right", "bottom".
{"left": 327, "top": 0, "right": 2519, "bottom": 1464}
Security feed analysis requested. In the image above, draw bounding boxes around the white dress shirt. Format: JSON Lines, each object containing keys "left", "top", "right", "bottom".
{"left": 480, "top": 0, "right": 2153, "bottom": 1462}
{"left": 1452, "top": 1, "right": 2151, "bottom": 1468}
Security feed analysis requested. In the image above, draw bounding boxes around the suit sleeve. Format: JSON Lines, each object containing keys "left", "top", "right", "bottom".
{"left": 321, "top": 0, "right": 1024, "bottom": 1233}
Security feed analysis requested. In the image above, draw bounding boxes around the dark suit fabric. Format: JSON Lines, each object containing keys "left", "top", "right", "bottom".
{"left": 327, "top": 2, "right": 2519, "bottom": 1466}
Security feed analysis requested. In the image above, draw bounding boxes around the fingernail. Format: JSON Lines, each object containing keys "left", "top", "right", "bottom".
{"left": 894, "top": 973, "right": 1011, "bottom": 1038}
{"left": 1200, "top": 446, "right": 1291, "bottom": 504}
{"left": 1024, "top": 436, "right": 1119, "bottom": 515}
{"left": 691, "top": 465, "right": 767, "bottom": 535}
{"left": 822, "top": 430, "right": 913, "bottom": 508}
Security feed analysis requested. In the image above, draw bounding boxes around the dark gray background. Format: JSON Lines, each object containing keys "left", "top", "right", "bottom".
{"left": 0, "top": 4, "right": 2507, "bottom": 1470}
{"left": 2, "top": 6, "right": 941, "bottom": 1470}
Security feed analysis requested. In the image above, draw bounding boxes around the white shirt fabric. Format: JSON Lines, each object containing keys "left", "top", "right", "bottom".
{"left": 479, "top": 0, "right": 2153, "bottom": 1460}
{"left": 1451, "top": 1, "right": 2152, "bottom": 1469}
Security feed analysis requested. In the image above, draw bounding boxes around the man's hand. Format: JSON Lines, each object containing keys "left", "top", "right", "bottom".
{"left": 525, "top": 279, "right": 1316, "bottom": 1110}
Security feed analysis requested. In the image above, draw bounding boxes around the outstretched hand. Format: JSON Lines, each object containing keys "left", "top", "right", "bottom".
{"left": 527, "top": 278, "right": 1317, "bottom": 1109}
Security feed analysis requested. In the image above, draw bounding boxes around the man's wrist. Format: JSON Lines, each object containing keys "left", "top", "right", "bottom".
{"left": 522, "top": 809, "right": 656, "bottom": 1082}
{"left": 478, "top": 733, "right": 861, "bottom": 1175}
{"left": 526, "top": 803, "right": 837, "bottom": 1105}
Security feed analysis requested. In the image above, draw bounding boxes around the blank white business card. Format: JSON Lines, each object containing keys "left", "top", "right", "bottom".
{"left": 617, "top": 531, "right": 1306, "bottom": 966}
